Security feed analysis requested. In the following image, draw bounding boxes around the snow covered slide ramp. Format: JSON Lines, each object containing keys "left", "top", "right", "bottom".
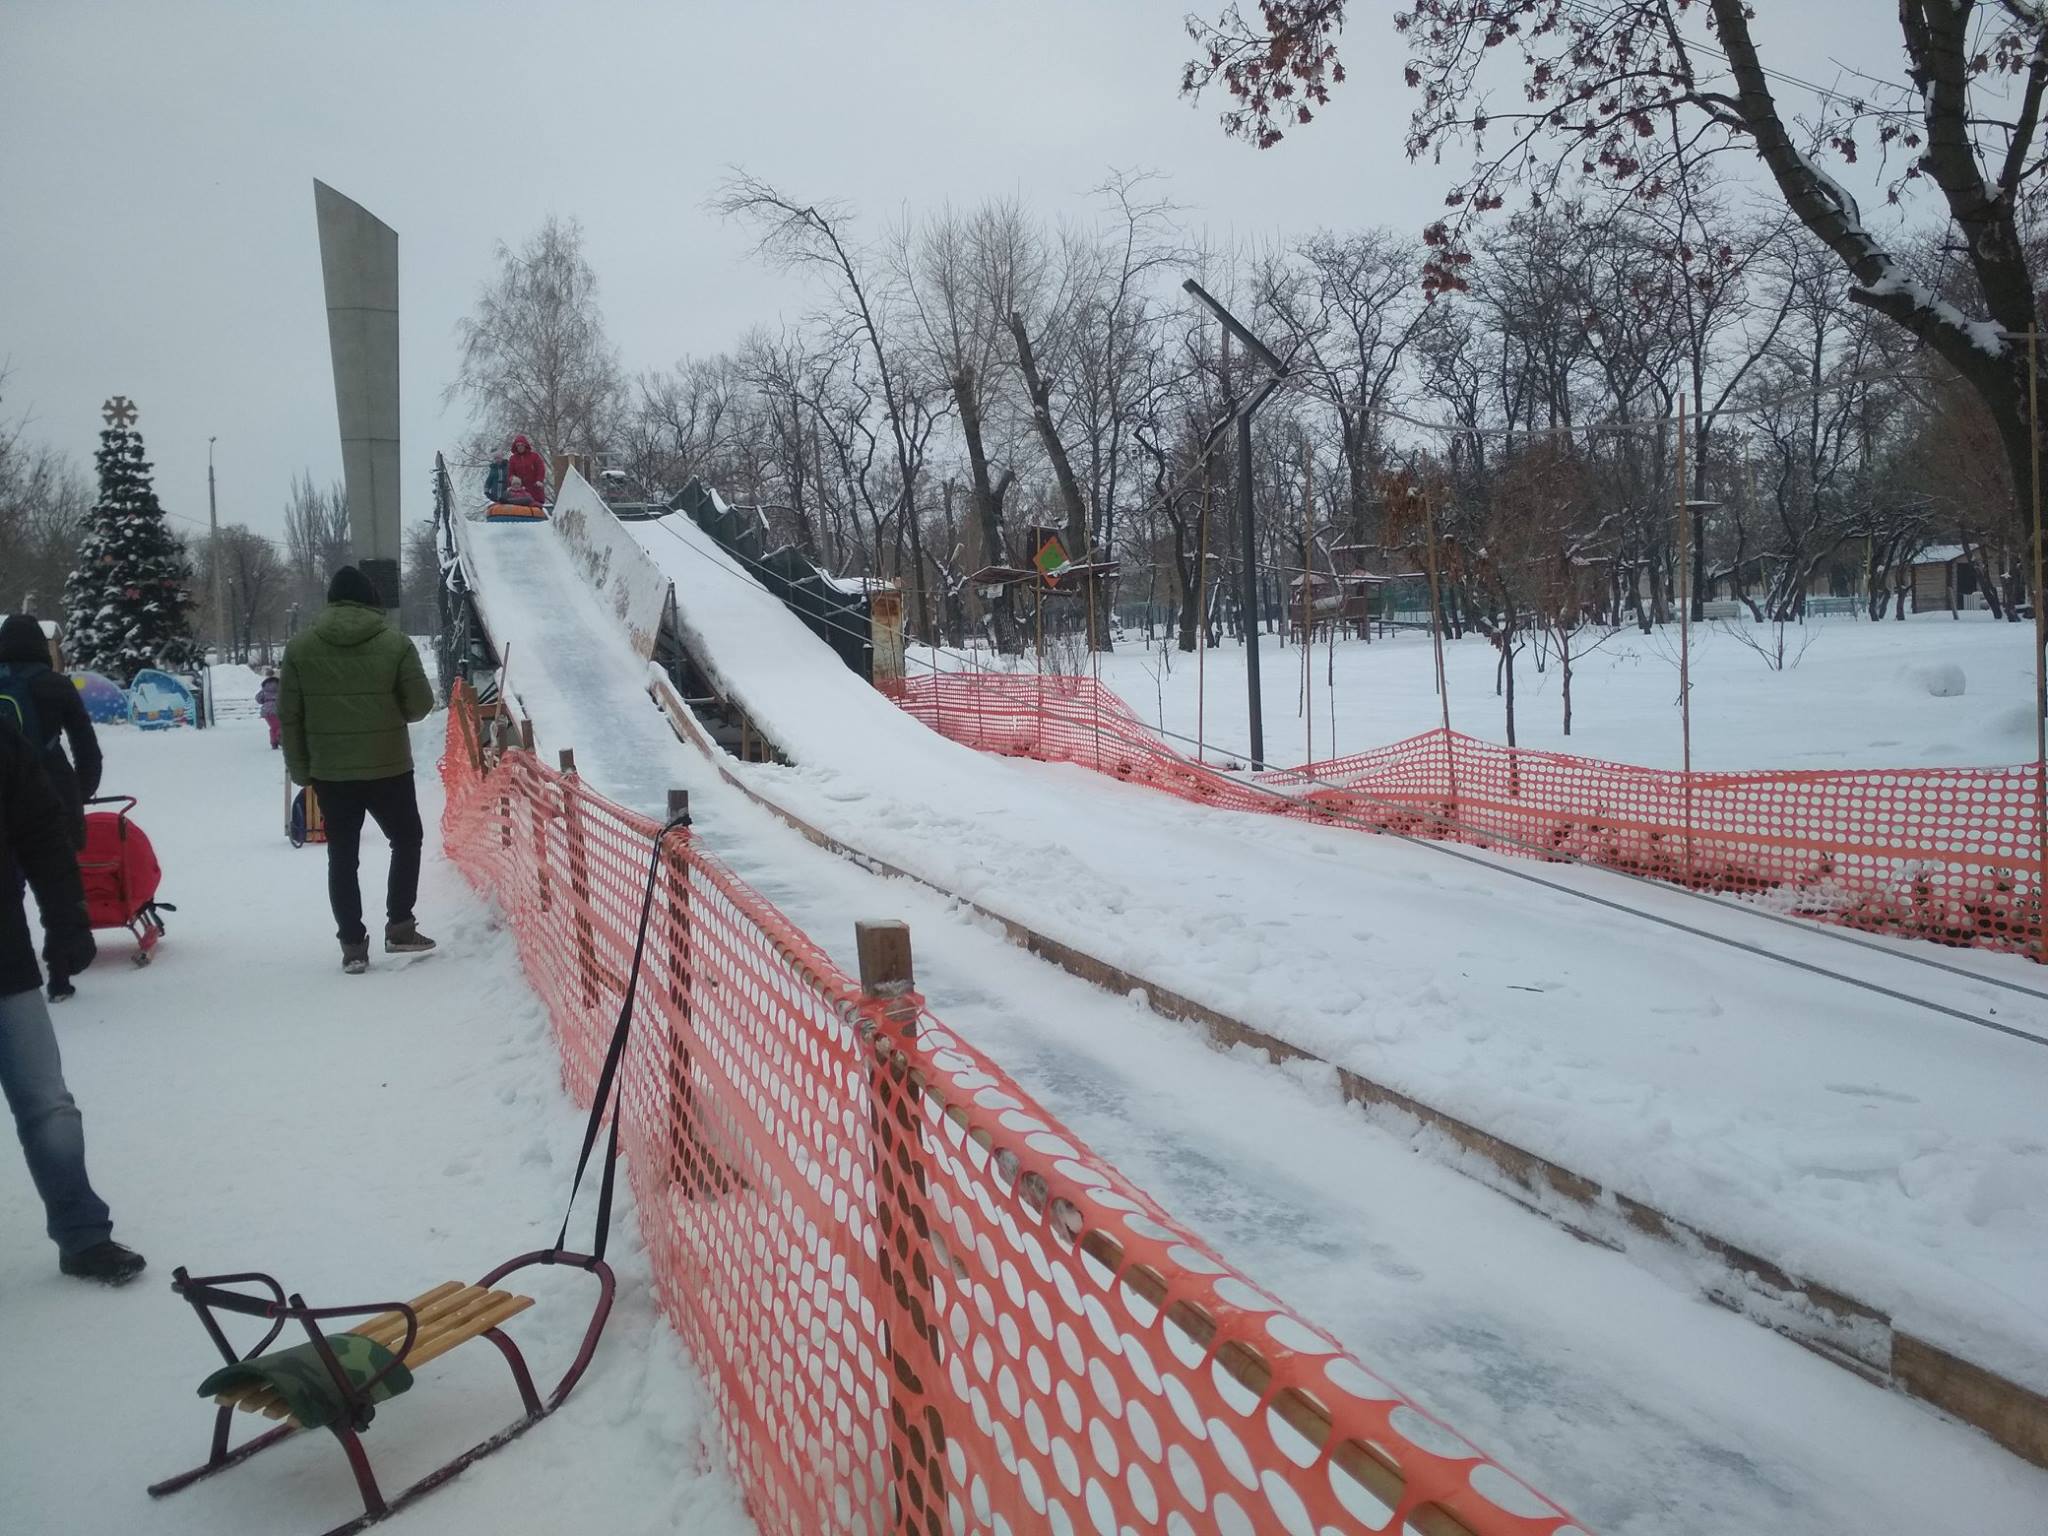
{"left": 628, "top": 508, "right": 2048, "bottom": 1463}
{"left": 453, "top": 508, "right": 683, "bottom": 814}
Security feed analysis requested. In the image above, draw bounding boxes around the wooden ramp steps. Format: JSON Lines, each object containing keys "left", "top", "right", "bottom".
{"left": 214, "top": 1282, "right": 535, "bottom": 1424}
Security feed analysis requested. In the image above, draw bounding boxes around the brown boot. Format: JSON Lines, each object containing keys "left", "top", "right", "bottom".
{"left": 384, "top": 920, "right": 437, "bottom": 954}
{"left": 341, "top": 940, "right": 370, "bottom": 975}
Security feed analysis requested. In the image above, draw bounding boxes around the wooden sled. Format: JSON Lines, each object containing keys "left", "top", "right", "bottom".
{"left": 147, "top": 1250, "right": 614, "bottom": 1536}
{"left": 149, "top": 806, "right": 687, "bottom": 1536}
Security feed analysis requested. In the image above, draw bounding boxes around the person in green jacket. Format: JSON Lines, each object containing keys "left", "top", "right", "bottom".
{"left": 280, "top": 567, "right": 436, "bottom": 974}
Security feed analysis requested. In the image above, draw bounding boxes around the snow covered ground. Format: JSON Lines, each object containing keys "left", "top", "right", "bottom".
{"left": 623, "top": 511, "right": 2048, "bottom": 1398}
{"left": 1049, "top": 610, "right": 2040, "bottom": 772}
{"left": 0, "top": 716, "right": 752, "bottom": 1536}
{"left": 462, "top": 513, "right": 2048, "bottom": 1532}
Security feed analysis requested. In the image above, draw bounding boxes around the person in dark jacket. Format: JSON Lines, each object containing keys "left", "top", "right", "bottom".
{"left": 280, "top": 567, "right": 437, "bottom": 974}
{"left": 0, "top": 613, "right": 104, "bottom": 1002}
{"left": 506, "top": 434, "right": 549, "bottom": 505}
{"left": 0, "top": 718, "right": 145, "bottom": 1284}
{"left": 0, "top": 614, "right": 103, "bottom": 845}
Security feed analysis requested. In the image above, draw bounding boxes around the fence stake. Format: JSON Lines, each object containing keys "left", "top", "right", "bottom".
{"left": 855, "top": 920, "right": 944, "bottom": 1536}
{"left": 518, "top": 718, "right": 535, "bottom": 753}
{"left": 1302, "top": 439, "right": 1314, "bottom": 768}
{"left": 1420, "top": 480, "right": 1458, "bottom": 813}
{"left": 2031, "top": 327, "right": 2045, "bottom": 957}
{"left": 1196, "top": 465, "right": 1212, "bottom": 766}
{"left": 558, "top": 752, "right": 600, "bottom": 1009}
{"left": 1677, "top": 389, "right": 1695, "bottom": 879}
{"left": 662, "top": 790, "right": 706, "bottom": 1196}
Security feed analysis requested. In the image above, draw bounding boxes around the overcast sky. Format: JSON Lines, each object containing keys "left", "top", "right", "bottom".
{"left": 2, "top": 0, "right": 1893, "bottom": 552}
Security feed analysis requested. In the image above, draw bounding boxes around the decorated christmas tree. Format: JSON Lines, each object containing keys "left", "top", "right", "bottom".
{"left": 62, "top": 396, "right": 194, "bottom": 681}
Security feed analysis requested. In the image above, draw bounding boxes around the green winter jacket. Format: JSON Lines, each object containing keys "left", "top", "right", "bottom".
{"left": 279, "top": 602, "right": 433, "bottom": 785}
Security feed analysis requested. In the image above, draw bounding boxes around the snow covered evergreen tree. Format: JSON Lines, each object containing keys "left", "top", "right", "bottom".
{"left": 62, "top": 402, "right": 193, "bottom": 681}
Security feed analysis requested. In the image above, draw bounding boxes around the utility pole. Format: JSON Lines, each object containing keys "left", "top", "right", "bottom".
{"left": 1183, "top": 278, "right": 1288, "bottom": 769}
{"left": 208, "top": 437, "right": 226, "bottom": 660}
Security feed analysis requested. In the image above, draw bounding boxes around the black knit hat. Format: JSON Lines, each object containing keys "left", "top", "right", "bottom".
{"left": 327, "top": 566, "right": 380, "bottom": 606}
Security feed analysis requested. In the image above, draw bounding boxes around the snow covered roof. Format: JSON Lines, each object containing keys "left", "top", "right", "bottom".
{"left": 1915, "top": 544, "right": 1966, "bottom": 564}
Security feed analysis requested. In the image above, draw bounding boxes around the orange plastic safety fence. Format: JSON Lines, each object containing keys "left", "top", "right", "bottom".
{"left": 438, "top": 689, "right": 1586, "bottom": 1536}
{"left": 896, "top": 672, "right": 2045, "bottom": 958}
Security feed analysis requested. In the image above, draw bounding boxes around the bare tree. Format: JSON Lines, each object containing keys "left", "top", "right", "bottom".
{"left": 895, "top": 200, "right": 1041, "bottom": 649}
{"left": 1256, "top": 227, "right": 1429, "bottom": 543}
{"left": 195, "top": 525, "right": 288, "bottom": 662}
{"left": 401, "top": 518, "right": 440, "bottom": 638}
{"left": 282, "top": 471, "right": 351, "bottom": 614}
{"left": 449, "top": 215, "right": 623, "bottom": 461}
{"left": 715, "top": 175, "right": 945, "bottom": 638}
{"left": 0, "top": 434, "right": 90, "bottom": 617}
{"left": 1185, "top": 0, "right": 2048, "bottom": 576}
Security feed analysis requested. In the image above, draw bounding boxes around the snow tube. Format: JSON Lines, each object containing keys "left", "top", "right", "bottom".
{"left": 486, "top": 501, "right": 548, "bottom": 522}
{"left": 72, "top": 671, "right": 129, "bottom": 724}
{"left": 129, "top": 668, "right": 196, "bottom": 730}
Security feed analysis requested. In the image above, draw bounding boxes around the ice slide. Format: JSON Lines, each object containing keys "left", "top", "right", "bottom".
{"left": 621, "top": 506, "right": 2048, "bottom": 1402}
{"left": 448, "top": 508, "right": 2048, "bottom": 1530}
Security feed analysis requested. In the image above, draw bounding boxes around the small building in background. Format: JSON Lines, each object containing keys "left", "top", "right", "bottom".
{"left": 1908, "top": 544, "right": 1976, "bottom": 614}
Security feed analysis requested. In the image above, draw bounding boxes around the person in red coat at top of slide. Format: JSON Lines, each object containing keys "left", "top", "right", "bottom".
{"left": 506, "top": 435, "right": 549, "bottom": 505}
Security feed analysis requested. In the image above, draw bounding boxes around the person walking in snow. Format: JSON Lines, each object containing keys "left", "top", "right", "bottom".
{"left": 0, "top": 717, "right": 145, "bottom": 1284}
{"left": 506, "top": 434, "right": 549, "bottom": 505}
{"left": 257, "top": 669, "right": 281, "bottom": 750}
{"left": 280, "top": 567, "right": 437, "bottom": 974}
{"left": 0, "top": 613, "right": 105, "bottom": 1003}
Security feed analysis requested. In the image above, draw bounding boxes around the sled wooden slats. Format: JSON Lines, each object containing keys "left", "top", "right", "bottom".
{"left": 213, "top": 1282, "right": 535, "bottom": 1422}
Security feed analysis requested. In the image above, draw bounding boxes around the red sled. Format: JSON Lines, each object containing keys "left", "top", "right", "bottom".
{"left": 79, "top": 795, "right": 175, "bottom": 966}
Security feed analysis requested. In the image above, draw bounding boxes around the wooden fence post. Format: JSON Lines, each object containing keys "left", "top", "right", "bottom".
{"left": 662, "top": 790, "right": 709, "bottom": 1196}
{"left": 557, "top": 749, "right": 600, "bottom": 1009}
{"left": 857, "top": 920, "right": 945, "bottom": 1536}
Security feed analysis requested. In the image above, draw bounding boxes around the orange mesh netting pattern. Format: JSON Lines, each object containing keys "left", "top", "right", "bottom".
{"left": 896, "top": 672, "right": 2044, "bottom": 958}
{"left": 439, "top": 687, "right": 1584, "bottom": 1536}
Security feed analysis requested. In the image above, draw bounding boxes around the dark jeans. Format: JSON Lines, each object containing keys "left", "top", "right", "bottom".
{"left": 0, "top": 986, "right": 113, "bottom": 1255}
{"left": 312, "top": 773, "right": 423, "bottom": 945}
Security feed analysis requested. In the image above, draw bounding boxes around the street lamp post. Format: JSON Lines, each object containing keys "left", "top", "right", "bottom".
{"left": 1182, "top": 278, "right": 1288, "bottom": 769}
{"left": 207, "top": 437, "right": 226, "bottom": 660}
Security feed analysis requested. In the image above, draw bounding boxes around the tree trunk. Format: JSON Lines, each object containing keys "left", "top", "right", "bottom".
{"left": 1008, "top": 313, "right": 1110, "bottom": 650}
{"left": 1560, "top": 625, "right": 1573, "bottom": 737}
{"left": 953, "top": 367, "right": 1016, "bottom": 651}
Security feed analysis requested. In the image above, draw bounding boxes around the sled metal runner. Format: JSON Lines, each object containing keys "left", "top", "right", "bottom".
{"left": 149, "top": 809, "right": 681, "bottom": 1535}
{"left": 146, "top": 1248, "right": 614, "bottom": 1536}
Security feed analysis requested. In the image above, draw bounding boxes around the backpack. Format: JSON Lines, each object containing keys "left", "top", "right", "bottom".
{"left": 0, "top": 665, "right": 53, "bottom": 754}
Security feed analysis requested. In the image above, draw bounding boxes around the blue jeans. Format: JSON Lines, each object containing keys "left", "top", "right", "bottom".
{"left": 0, "top": 987, "right": 113, "bottom": 1255}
